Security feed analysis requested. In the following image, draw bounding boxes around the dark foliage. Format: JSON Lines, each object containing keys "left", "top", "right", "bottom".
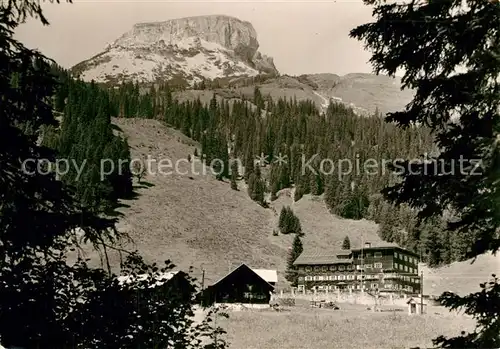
{"left": 278, "top": 206, "right": 303, "bottom": 236}
{"left": 351, "top": 0, "right": 500, "bottom": 347}
{"left": 0, "top": 2, "right": 227, "bottom": 348}
{"left": 285, "top": 235, "right": 304, "bottom": 286}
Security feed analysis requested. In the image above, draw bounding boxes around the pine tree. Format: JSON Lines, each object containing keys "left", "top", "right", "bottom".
{"left": 278, "top": 206, "right": 289, "bottom": 233}
{"left": 285, "top": 235, "right": 304, "bottom": 287}
{"left": 278, "top": 206, "right": 303, "bottom": 236}
{"left": 342, "top": 236, "right": 351, "bottom": 250}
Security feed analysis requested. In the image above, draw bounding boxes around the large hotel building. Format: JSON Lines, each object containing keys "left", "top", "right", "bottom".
{"left": 293, "top": 241, "right": 421, "bottom": 294}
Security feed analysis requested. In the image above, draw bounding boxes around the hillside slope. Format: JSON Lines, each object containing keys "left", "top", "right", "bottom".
{"left": 421, "top": 252, "right": 500, "bottom": 297}
{"left": 75, "top": 118, "right": 380, "bottom": 288}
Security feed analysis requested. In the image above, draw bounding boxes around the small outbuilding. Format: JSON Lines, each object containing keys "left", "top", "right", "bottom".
{"left": 201, "top": 264, "right": 276, "bottom": 307}
{"left": 407, "top": 297, "right": 427, "bottom": 315}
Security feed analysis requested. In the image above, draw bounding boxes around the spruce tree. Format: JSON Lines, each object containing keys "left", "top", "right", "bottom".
{"left": 278, "top": 206, "right": 288, "bottom": 233}
{"left": 342, "top": 236, "right": 351, "bottom": 250}
{"left": 285, "top": 235, "right": 304, "bottom": 287}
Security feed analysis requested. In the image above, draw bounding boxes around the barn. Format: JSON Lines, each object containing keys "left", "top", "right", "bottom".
{"left": 201, "top": 264, "right": 276, "bottom": 306}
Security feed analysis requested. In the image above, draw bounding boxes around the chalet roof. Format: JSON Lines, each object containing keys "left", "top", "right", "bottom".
{"left": 293, "top": 251, "right": 353, "bottom": 266}
{"left": 252, "top": 269, "right": 278, "bottom": 284}
{"left": 293, "top": 241, "right": 418, "bottom": 266}
{"left": 117, "top": 271, "right": 179, "bottom": 289}
{"left": 351, "top": 241, "right": 400, "bottom": 250}
{"left": 210, "top": 264, "right": 276, "bottom": 289}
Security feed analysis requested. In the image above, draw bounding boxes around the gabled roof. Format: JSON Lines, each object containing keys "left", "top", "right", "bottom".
{"left": 252, "top": 269, "right": 278, "bottom": 283}
{"left": 117, "top": 271, "right": 179, "bottom": 289}
{"left": 351, "top": 242, "right": 419, "bottom": 257}
{"left": 293, "top": 251, "right": 353, "bottom": 266}
{"left": 210, "top": 264, "right": 276, "bottom": 289}
{"left": 406, "top": 297, "right": 427, "bottom": 305}
{"left": 351, "top": 241, "right": 399, "bottom": 251}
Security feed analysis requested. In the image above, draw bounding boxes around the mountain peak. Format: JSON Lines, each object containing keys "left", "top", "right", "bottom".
{"left": 72, "top": 15, "right": 277, "bottom": 85}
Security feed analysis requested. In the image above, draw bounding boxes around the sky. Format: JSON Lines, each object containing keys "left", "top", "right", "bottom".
{"left": 14, "top": 0, "right": 377, "bottom": 76}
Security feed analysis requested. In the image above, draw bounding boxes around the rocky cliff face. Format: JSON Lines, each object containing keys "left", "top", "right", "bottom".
{"left": 72, "top": 15, "right": 278, "bottom": 85}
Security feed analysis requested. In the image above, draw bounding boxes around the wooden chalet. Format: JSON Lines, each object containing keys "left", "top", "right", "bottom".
{"left": 201, "top": 264, "right": 276, "bottom": 306}
{"left": 294, "top": 241, "right": 421, "bottom": 294}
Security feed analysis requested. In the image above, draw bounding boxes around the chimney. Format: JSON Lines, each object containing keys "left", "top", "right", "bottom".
{"left": 364, "top": 242, "right": 371, "bottom": 249}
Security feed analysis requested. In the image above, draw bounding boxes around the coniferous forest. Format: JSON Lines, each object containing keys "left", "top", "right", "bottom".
{"left": 40, "top": 62, "right": 475, "bottom": 267}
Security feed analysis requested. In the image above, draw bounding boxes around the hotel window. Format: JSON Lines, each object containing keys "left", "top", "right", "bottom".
{"left": 305, "top": 266, "right": 312, "bottom": 272}
{"left": 404, "top": 266, "right": 408, "bottom": 272}
{"left": 322, "top": 266, "right": 328, "bottom": 272}
{"left": 332, "top": 275, "right": 337, "bottom": 280}
{"left": 404, "top": 255, "right": 408, "bottom": 262}
{"left": 394, "top": 252, "right": 398, "bottom": 259}
{"left": 374, "top": 252, "right": 382, "bottom": 258}
{"left": 365, "top": 264, "right": 373, "bottom": 269}
{"left": 365, "top": 253, "right": 372, "bottom": 258}
{"left": 318, "top": 276, "right": 324, "bottom": 281}
{"left": 329, "top": 265, "right": 336, "bottom": 271}
{"left": 339, "top": 275, "right": 345, "bottom": 280}
{"left": 356, "top": 265, "right": 363, "bottom": 270}
{"left": 374, "top": 263, "right": 383, "bottom": 269}
{"left": 347, "top": 275, "right": 354, "bottom": 280}
{"left": 305, "top": 276, "right": 312, "bottom": 281}
{"left": 348, "top": 264, "right": 354, "bottom": 270}
{"left": 313, "top": 276, "right": 319, "bottom": 281}
{"left": 338, "top": 265, "right": 345, "bottom": 271}
{"left": 314, "top": 266, "right": 321, "bottom": 271}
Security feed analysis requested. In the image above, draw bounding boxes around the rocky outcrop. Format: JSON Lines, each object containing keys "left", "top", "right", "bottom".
{"left": 115, "top": 15, "right": 259, "bottom": 53}
{"left": 72, "top": 15, "right": 278, "bottom": 84}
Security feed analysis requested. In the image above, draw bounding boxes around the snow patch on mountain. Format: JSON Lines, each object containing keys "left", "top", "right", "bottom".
{"left": 313, "top": 90, "right": 369, "bottom": 116}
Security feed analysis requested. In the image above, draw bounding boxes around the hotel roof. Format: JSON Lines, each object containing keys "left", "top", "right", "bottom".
{"left": 293, "top": 242, "right": 418, "bottom": 265}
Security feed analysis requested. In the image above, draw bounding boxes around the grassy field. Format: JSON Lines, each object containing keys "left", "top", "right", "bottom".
{"left": 218, "top": 303, "right": 475, "bottom": 349}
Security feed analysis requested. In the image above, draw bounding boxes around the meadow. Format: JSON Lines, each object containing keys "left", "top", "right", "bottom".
{"left": 218, "top": 303, "right": 475, "bottom": 349}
